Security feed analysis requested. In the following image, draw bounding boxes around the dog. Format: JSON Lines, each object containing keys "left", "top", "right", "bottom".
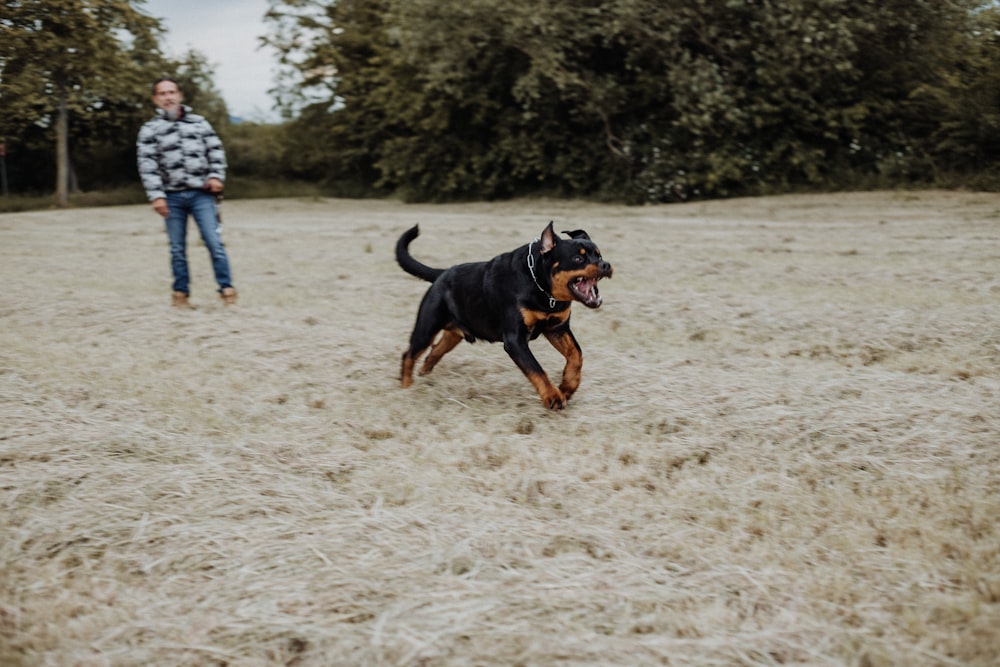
{"left": 396, "top": 222, "right": 612, "bottom": 409}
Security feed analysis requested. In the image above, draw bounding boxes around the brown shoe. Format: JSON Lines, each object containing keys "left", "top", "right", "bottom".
{"left": 172, "top": 291, "right": 192, "bottom": 308}
{"left": 220, "top": 287, "right": 237, "bottom": 306}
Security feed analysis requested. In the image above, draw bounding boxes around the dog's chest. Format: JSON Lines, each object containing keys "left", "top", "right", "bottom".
{"left": 520, "top": 306, "right": 570, "bottom": 333}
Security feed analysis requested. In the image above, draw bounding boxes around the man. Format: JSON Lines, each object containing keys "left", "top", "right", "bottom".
{"left": 137, "top": 77, "right": 237, "bottom": 307}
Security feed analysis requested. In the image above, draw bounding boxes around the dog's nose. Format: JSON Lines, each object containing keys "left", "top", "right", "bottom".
{"left": 598, "top": 260, "right": 613, "bottom": 276}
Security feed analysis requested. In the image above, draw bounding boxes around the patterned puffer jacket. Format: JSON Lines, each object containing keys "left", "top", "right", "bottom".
{"left": 136, "top": 106, "right": 226, "bottom": 201}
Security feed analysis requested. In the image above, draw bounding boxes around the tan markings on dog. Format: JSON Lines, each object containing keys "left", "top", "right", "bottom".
{"left": 544, "top": 329, "right": 582, "bottom": 396}
{"left": 520, "top": 306, "right": 571, "bottom": 330}
{"left": 401, "top": 348, "right": 428, "bottom": 387}
{"left": 420, "top": 328, "right": 463, "bottom": 375}
{"left": 550, "top": 264, "right": 605, "bottom": 301}
{"left": 525, "top": 370, "right": 566, "bottom": 409}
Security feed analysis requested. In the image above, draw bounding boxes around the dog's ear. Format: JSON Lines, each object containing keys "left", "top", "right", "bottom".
{"left": 562, "top": 229, "right": 591, "bottom": 240}
{"left": 539, "top": 221, "right": 558, "bottom": 254}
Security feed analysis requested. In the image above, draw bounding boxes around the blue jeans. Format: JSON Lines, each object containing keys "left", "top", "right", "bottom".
{"left": 164, "top": 190, "right": 233, "bottom": 295}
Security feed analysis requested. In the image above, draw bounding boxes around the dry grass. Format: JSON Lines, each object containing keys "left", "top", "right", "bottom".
{"left": 2, "top": 191, "right": 999, "bottom": 666}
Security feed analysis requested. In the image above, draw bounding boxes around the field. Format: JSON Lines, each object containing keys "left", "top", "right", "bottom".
{"left": 2, "top": 191, "right": 999, "bottom": 666}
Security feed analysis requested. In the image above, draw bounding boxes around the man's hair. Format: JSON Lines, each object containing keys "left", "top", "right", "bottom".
{"left": 152, "top": 77, "right": 181, "bottom": 95}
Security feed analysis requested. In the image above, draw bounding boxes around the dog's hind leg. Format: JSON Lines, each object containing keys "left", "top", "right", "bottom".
{"left": 543, "top": 328, "right": 583, "bottom": 401}
{"left": 400, "top": 348, "right": 426, "bottom": 388}
{"left": 401, "top": 331, "right": 438, "bottom": 387}
{"left": 420, "top": 326, "right": 463, "bottom": 376}
{"left": 401, "top": 291, "right": 449, "bottom": 388}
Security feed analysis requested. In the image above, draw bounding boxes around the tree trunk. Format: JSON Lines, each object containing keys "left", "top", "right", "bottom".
{"left": 55, "top": 78, "right": 70, "bottom": 208}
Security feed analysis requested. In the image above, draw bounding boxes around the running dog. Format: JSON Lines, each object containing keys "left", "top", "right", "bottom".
{"left": 396, "top": 222, "right": 613, "bottom": 409}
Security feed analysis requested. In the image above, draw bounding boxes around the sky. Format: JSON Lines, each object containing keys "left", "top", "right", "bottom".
{"left": 140, "top": 0, "right": 280, "bottom": 122}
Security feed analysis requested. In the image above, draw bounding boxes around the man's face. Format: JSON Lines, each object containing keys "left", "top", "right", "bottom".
{"left": 152, "top": 81, "right": 183, "bottom": 114}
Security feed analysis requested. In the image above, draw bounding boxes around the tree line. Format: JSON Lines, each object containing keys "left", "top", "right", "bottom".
{"left": 3, "top": 0, "right": 999, "bottom": 206}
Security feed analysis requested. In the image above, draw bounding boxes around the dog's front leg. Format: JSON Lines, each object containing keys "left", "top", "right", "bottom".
{"left": 503, "top": 333, "right": 566, "bottom": 410}
{"left": 543, "top": 328, "right": 583, "bottom": 401}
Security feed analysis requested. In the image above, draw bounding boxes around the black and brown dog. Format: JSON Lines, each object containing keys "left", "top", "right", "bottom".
{"left": 396, "top": 222, "right": 612, "bottom": 409}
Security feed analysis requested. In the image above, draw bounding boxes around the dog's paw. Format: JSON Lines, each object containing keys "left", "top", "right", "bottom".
{"left": 540, "top": 388, "right": 568, "bottom": 410}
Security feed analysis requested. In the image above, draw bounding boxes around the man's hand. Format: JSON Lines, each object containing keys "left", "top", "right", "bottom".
{"left": 152, "top": 198, "right": 169, "bottom": 217}
{"left": 205, "top": 178, "right": 224, "bottom": 194}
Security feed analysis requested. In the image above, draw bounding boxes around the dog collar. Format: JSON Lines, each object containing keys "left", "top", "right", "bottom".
{"left": 527, "top": 239, "right": 558, "bottom": 309}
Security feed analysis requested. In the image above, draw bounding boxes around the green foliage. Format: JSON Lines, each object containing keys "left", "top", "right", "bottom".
{"left": 4, "top": 0, "right": 998, "bottom": 205}
{"left": 908, "top": 6, "right": 1000, "bottom": 180}
{"left": 263, "top": 0, "right": 394, "bottom": 192}
{"left": 226, "top": 122, "right": 284, "bottom": 177}
{"left": 173, "top": 50, "right": 230, "bottom": 133}
{"left": 263, "top": 0, "right": 1000, "bottom": 202}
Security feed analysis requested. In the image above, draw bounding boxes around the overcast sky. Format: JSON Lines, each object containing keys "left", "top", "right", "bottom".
{"left": 140, "top": 0, "right": 280, "bottom": 121}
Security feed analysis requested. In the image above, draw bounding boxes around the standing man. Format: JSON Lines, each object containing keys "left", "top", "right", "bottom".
{"left": 137, "top": 77, "right": 237, "bottom": 307}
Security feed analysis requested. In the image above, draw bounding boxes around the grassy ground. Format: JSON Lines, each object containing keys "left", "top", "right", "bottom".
{"left": 1, "top": 192, "right": 999, "bottom": 666}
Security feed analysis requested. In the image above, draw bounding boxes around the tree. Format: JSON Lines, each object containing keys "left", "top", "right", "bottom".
{"left": 173, "top": 50, "right": 230, "bottom": 132}
{"left": 907, "top": 4, "right": 1000, "bottom": 181}
{"left": 0, "top": 0, "right": 164, "bottom": 205}
{"left": 265, "top": 0, "right": 998, "bottom": 202}
{"left": 263, "top": 0, "right": 393, "bottom": 192}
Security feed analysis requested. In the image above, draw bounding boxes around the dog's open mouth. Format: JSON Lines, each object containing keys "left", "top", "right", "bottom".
{"left": 570, "top": 276, "right": 603, "bottom": 308}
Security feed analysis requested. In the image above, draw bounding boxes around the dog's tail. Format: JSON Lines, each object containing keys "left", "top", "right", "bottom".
{"left": 396, "top": 225, "right": 445, "bottom": 283}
